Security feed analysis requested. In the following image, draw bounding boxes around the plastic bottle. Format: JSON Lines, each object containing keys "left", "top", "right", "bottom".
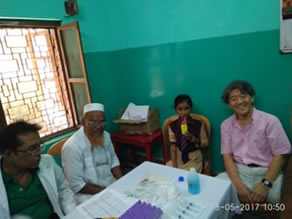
{"left": 187, "top": 168, "right": 200, "bottom": 194}
{"left": 181, "top": 118, "right": 188, "bottom": 134}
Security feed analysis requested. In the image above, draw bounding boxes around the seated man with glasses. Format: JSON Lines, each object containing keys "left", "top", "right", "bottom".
{"left": 62, "top": 103, "right": 122, "bottom": 204}
{"left": 0, "top": 121, "right": 76, "bottom": 219}
{"left": 217, "top": 80, "right": 291, "bottom": 205}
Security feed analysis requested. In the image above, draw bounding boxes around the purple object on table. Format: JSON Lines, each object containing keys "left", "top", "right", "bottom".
{"left": 120, "top": 200, "right": 163, "bottom": 219}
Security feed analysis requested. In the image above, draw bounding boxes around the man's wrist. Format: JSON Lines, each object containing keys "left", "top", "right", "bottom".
{"left": 261, "top": 178, "right": 273, "bottom": 188}
{"left": 232, "top": 177, "right": 245, "bottom": 188}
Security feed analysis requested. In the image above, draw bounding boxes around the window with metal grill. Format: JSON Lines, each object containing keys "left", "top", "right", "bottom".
{"left": 0, "top": 19, "right": 91, "bottom": 138}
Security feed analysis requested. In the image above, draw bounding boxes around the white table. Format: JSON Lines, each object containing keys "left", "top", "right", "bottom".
{"left": 64, "top": 161, "right": 240, "bottom": 219}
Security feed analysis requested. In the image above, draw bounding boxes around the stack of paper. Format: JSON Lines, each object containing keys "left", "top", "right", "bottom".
{"left": 77, "top": 189, "right": 137, "bottom": 218}
{"left": 121, "top": 102, "right": 149, "bottom": 121}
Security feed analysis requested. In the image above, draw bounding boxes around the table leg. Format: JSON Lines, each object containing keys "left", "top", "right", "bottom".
{"left": 145, "top": 144, "right": 153, "bottom": 161}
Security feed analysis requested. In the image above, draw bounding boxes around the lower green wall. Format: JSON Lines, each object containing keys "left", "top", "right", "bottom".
{"left": 85, "top": 30, "right": 292, "bottom": 174}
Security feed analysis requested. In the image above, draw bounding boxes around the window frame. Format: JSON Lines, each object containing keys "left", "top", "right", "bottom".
{"left": 56, "top": 21, "right": 92, "bottom": 125}
{"left": 0, "top": 19, "right": 91, "bottom": 139}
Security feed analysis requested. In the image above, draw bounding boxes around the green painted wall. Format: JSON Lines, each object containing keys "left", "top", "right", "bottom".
{"left": 0, "top": 0, "right": 279, "bottom": 52}
{"left": 73, "top": 0, "right": 279, "bottom": 52}
{"left": 1, "top": 0, "right": 291, "bottom": 174}
{"left": 86, "top": 30, "right": 292, "bottom": 173}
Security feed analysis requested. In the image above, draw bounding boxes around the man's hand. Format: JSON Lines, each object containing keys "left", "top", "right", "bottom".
{"left": 251, "top": 183, "right": 269, "bottom": 203}
{"left": 79, "top": 183, "right": 104, "bottom": 195}
{"left": 235, "top": 181, "right": 253, "bottom": 204}
{"left": 223, "top": 154, "right": 252, "bottom": 203}
{"left": 111, "top": 166, "right": 122, "bottom": 179}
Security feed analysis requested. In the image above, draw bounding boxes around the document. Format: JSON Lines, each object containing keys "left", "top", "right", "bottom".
{"left": 121, "top": 102, "right": 149, "bottom": 121}
{"left": 128, "top": 105, "right": 149, "bottom": 121}
{"left": 121, "top": 102, "right": 135, "bottom": 120}
{"left": 77, "top": 189, "right": 137, "bottom": 219}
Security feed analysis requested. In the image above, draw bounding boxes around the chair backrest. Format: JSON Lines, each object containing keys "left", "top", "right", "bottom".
{"left": 47, "top": 138, "right": 68, "bottom": 157}
{"left": 162, "top": 113, "right": 211, "bottom": 175}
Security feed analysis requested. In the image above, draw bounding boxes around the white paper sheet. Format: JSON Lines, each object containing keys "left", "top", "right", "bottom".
{"left": 77, "top": 189, "right": 137, "bottom": 219}
{"left": 121, "top": 102, "right": 149, "bottom": 121}
{"left": 128, "top": 105, "right": 149, "bottom": 121}
{"left": 121, "top": 102, "right": 135, "bottom": 120}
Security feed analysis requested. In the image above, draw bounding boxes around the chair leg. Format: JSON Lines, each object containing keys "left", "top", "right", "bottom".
{"left": 161, "top": 138, "right": 168, "bottom": 164}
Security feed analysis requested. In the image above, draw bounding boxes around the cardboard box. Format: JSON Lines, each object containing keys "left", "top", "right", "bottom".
{"left": 114, "top": 108, "right": 160, "bottom": 135}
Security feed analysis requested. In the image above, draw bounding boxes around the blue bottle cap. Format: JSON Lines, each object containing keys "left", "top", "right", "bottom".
{"left": 178, "top": 176, "right": 184, "bottom": 182}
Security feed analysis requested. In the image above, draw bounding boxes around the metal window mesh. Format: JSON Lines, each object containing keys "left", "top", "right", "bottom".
{"left": 0, "top": 27, "right": 74, "bottom": 137}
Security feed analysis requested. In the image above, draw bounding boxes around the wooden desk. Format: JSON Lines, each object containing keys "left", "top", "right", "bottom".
{"left": 111, "top": 129, "right": 168, "bottom": 164}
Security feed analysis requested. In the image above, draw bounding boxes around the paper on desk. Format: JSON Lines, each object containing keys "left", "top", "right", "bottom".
{"left": 77, "top": 189, "right": 137, "bottom": 219}
{"left": 121, "top": 102, "right": 149, "bottom": 121}
{"left": 121, "top": 102, "right": 135, "bottom": 120}
{"left": 129, "top": 105, "right": 149, "bottom": 121}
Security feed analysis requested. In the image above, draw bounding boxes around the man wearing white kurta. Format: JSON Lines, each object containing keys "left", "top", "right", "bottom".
{"left": 62, "top": 103, "right": 122, "bottom": 204}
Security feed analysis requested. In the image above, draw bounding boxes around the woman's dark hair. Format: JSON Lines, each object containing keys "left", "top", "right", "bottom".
{"left": 174, "top": 94, "right": 193, "bottom": 108}
{"left": 0, "top": 120, "right": 41, "bottom": 154}
{"left": 221, "top": 80, "right": 255, "bottom": 104}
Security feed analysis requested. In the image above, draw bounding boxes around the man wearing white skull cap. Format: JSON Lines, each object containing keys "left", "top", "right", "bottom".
{"left": 62, "top": 103, "right": 122, "bottom": 204}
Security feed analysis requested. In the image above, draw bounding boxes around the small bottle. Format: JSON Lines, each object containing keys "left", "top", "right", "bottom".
{"left": 187, "top": 167, "right": 200, "bottom": 194}
{"left": 181, "top": 118, "right": 188, "bottom": 134}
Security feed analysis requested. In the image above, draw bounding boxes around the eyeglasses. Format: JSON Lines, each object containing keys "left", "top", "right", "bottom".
{"left": 17, "top": 143, "right": 46, "bottom": 156}
{"left": 86, "top": 120, "right": 107, "bottom": 127}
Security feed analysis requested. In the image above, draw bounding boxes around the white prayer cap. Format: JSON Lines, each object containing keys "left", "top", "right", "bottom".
{"left": 83, "top": 103, "right": 104, "bottom": 115}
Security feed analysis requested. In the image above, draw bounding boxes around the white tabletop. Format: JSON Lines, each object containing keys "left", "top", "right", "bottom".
{"left": 64, "top": 161, "right": 240, "bottom": 219}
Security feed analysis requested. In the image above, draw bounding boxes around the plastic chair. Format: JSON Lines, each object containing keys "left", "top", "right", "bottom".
{"left": 162, "top": 113, "right": 211, "bottom": 175}
{"left": 47, "top": 138, "right": 68, "bottom": 157}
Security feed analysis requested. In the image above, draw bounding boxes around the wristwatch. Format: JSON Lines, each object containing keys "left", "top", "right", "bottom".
{"left": 261, "top": 178, "right": 273, "bottom": 188}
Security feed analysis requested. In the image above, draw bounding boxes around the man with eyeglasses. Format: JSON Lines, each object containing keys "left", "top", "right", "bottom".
{"left": 62, "top": 103, "right": 122, "bottom": 204}
{"left": 0, "top": 121, "right": 76, "bottom": 219}
{"left": 217, "top": 80, "right": 291, "bottom": 207}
